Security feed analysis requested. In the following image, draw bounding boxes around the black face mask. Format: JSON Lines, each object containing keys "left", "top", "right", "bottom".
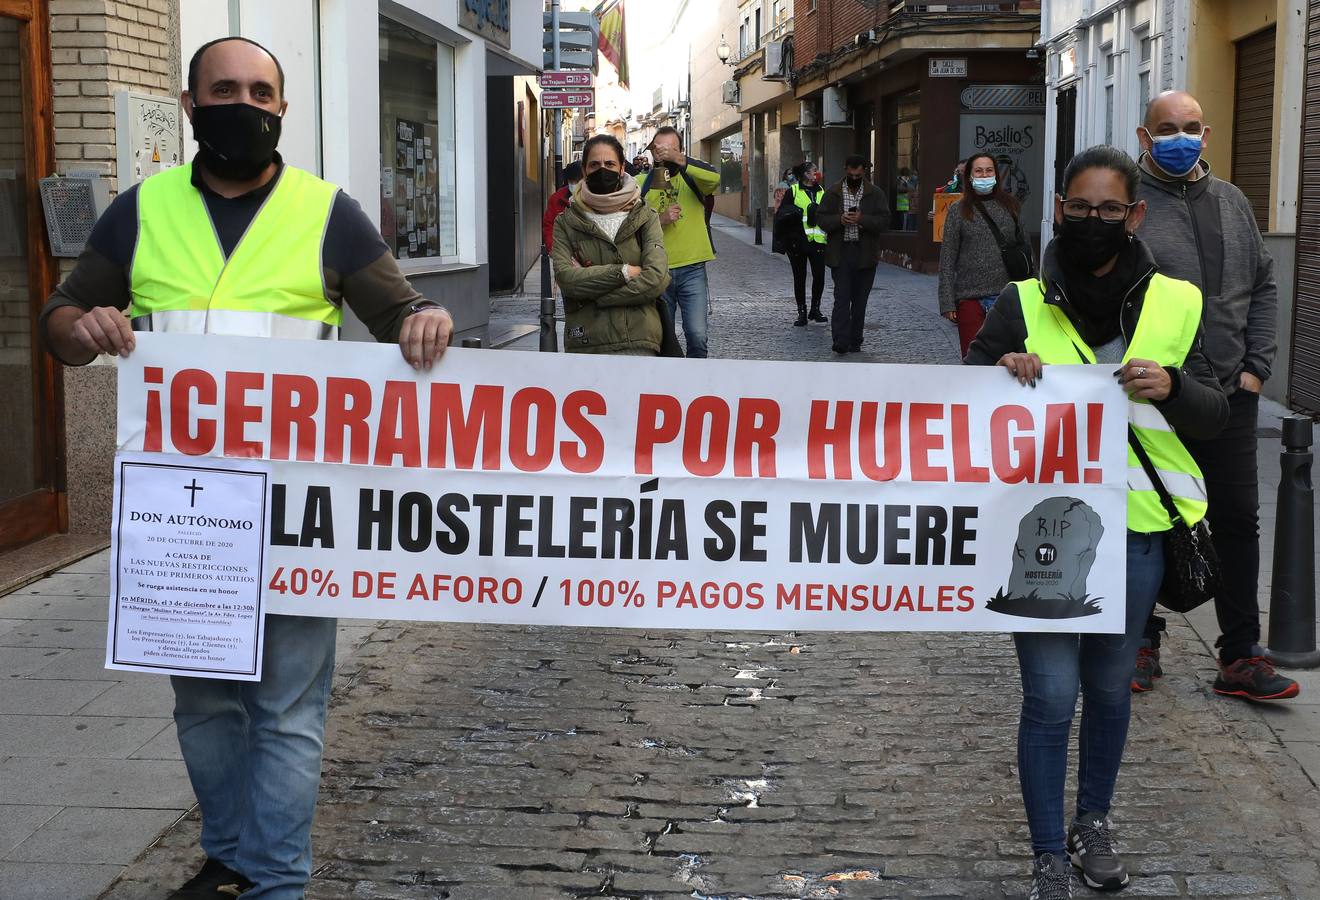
{"left": 1056, "top": 215, "right": 1129, "bottom": 272}
{"left": 191, "top": 102, "right": 282, "bottom": 181}
{"left": 846, "top": 176, "right": 863, "bottom": 190}
{"left": 586, "top": 167, "right": 623, "bottom": 195}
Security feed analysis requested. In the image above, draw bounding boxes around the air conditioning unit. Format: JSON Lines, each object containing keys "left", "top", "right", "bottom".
{"left": 798, "top": 99, "right": 820, "bottom": 130}
{"left": 854, "top": 29, "right": 874, "bottom": 48}
{"left": 763, "top": 41, "right": 786, "bottom": 81}
{"left": 722, "top": 80, "right": 740, "bottom": 106}
{"left": 822, "top": 85, "right": 850, "bottom": 127}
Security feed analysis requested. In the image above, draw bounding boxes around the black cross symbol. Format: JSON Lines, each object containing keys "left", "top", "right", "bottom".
{"left": 183, "top": 478, "right": 204, "bottom": 508}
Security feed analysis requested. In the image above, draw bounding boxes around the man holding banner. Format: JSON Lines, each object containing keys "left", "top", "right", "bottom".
{"left": 39, "top": 37, "right": 452, "bottom": 900}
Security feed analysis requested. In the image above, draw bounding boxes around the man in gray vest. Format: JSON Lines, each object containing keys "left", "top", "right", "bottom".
{"left": 1132, "top": 90, "right": 1298, "bottom": 701}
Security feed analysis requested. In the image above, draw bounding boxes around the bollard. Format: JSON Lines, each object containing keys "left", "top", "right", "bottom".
{"left": 754, "top": 208, "right": 763, "bottom": 245}
{"left": 1265, "top": 415, "right": 1320, "bottom": 668}
{"left": 539, "top": 242, "right": 558, "bottom": 352}
{"left": 461, "top": 337, "right": 482, "bottom": 349}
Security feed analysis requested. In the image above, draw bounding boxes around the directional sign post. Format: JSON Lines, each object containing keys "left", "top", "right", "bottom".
{"left": 539, "top": 70, "right": 594, "bottom": 89}
{"left": 541, "top": 90, "right": 594, "bottom": 109}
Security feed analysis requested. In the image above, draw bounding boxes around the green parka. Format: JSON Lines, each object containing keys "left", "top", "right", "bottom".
{"left": 551, "top": 199, "right": 670, "bottom": 354}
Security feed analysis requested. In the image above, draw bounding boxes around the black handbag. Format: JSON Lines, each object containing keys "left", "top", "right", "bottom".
{"left": 976, "top": 202, "right": 1035, "bottom": 280}
{"left": 1127, "top": 427, "right": 1221, "bottom": 613}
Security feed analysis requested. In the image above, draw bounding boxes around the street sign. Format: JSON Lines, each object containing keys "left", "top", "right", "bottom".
{"left": 929, "top": 58, "right": 968, "bottom": 78}
{"left": 540, "top": 71, "right": 594, "bottom": 88}
{"left": 541, "top": 90, "right": 594, "bottom": 109}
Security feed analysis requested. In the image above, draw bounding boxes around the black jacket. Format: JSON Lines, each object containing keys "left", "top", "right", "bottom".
{"left": 817, "top": 180, "right": 889, "bottom": 268}
{"left": 773, "top": 183, "right": 824, "bottom": 255}
{"left": 965, "top": 237, "right": 1228, "bottom": 440}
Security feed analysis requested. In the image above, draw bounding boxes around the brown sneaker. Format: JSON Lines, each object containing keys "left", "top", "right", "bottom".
{"left": 1213, "top": 656, "right": 1300, "bottom": 701}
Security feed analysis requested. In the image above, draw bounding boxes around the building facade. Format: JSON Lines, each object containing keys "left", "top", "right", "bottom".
{"left": 0, "top": 0, "right": 545, "bottom": 560}
{"left": 791, "top": 0, "right": 1043, "bottom": 271}
{"left": 1, "top": 0, "right": 182, "bottom": 555}
{"left": 1041, "top": 0, "right": 1305, "bottom": 406}
{"left": 732, "top": 0, "right": 800, "bottom": 228}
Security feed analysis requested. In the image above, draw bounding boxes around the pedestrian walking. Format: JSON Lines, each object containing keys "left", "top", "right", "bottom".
{"left": 817, "top": 154, "right": 888, "bottom": 355}
{"left": 552, "top": 134, "right": 671, "bottom": 356}
{"left": 938, "top": 152, "right": 1032, "bottom": 357}
{"left": 642, "top": 126, "right": 720, "bottom": 358}
{"left": 1130, "top": 90, "right": 1299, "bottom": 700}
{"left": 39, "top": 36, "right": 453, "bottom": 900}
{"left": 773, "top": 161, "right": 828, "bottom": 327}
{"left": 542, "top": 160, "right": 582, "bottom": 253}
{"left": 966, "top": 145, "right": 1227, "bottom": 899}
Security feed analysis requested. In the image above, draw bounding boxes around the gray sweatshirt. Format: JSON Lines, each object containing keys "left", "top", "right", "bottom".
{"left": 1135, "top": 158, "right": 1276, "bottom": 393}
{"left": 937, "top": 198, "right": 1025, "bottom": 313}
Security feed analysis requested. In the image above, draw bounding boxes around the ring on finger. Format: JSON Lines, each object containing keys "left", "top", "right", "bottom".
{"left": 1136, "top": 366, "right": 1147, "bottom": 377}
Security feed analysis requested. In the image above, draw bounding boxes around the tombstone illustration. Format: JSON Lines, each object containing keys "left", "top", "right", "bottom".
{"left": 986, "top": 497, "right": 1105, "bottom": 619}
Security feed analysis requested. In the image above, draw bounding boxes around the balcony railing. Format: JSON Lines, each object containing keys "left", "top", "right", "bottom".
{"left": 761, "top": 15, "right": 793, "bottom": 44}
{"left": 889, "top": 0, "right": 1035, "bottom": 13}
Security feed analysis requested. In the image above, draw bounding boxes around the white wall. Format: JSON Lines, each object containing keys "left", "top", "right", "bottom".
{"left": 179, "top": 0, "right": 322, "bottom": 174}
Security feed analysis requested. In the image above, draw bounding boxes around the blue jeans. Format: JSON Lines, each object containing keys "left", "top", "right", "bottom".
{"left": 172, "top": 615, "right": 338, "bottom": 900}
{"left": 1013, "top": 532, "right": 1164, "bottom": 855}
{"left": 663, "top": 262, "right": 710, "bottom": 358}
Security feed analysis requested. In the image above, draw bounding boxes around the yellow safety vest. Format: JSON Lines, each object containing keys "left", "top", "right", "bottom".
{"left": 129, "top": 163, "right": 341, "bottom": 340}
{"left": 792, "top": 185, "right": 826, "bottom": 245}
{"left": 1016, "top": 275, "right": 1208, "bottom": 532}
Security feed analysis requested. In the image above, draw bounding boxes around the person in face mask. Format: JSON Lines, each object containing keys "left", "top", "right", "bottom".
{"left": 816, "top": 154, "right": 889, "bottom": 354}
{"left": 938, "top": 152, "right": 1033, "bottom": 357}
{"left": 966, "top": 145, "right": 1227, "bottom": 900}
{"left": 1130, "top": 91, "right": 1296, "bottom": 701}
{"left": 38, "top": 36, "right": 453, "bottom": 900}
{"left": 551, "top": 134, "right": 672, "bottom": 355}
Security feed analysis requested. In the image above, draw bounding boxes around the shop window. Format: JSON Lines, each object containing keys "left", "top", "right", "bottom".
{"left": 889, "top": 92, "right": 920, "bottom": 231}
{"left": 379, "top": 16, "right": 458, "bottom": 262}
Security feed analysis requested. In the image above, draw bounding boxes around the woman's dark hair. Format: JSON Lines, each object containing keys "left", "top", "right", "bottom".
{"left": 582, "top": 134, "right": 627, "bottom": 167}
{"left": 960, "top": 152, "right": 1020, "bottom": 220}
{"left": 1061, "top": 145, "right": 1141, "bottom": 200}
{"left": 791, "top": 161, "right": 814, "bottom": 183}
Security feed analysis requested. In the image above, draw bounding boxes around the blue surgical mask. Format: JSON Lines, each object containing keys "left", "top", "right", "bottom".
{"left": 1145, "top": 128, "right": 1204, "bottom": 177}
{"left": 971, "top": 177, "right": 996, "bottom": 195}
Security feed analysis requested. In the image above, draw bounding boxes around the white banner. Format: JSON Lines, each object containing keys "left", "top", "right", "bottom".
{"left": 114, "top": 333, "right": 1130, "bottom": 633}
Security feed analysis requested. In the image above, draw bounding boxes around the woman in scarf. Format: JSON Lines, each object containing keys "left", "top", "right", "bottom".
{"left": 966, "top": 145, "right": 1226, "bottom": 899}
{"left": 551, "top": 134, "right": 670, "bottom": 355}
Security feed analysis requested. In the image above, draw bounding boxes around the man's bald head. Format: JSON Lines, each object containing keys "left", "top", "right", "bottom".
{"left": 1143, "top": 90, "right": 1204, "bottom": 135}
{"left": 187, "top": 37, "right": 285, "bottom": 103}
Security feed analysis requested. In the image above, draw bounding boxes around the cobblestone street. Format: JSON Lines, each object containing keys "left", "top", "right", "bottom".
{"left": 100, "top": 231, "right": 1320, "bottom": 899}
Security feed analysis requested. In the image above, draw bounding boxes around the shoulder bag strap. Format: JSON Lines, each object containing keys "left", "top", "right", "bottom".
{"left": 975, "top": 201, "right": 1011, "bottom": 250}
{"left": 1127, "top": 426, "right": 1184, "bottom": 525}
{"left": 1069, "top": 338, "right": 1183, "bottom": 527}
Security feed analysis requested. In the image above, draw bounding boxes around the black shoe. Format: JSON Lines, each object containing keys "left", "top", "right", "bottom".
{"left": 832, "top": 345, "right": 848, "bottom": 355}
{"left": 808, "top": 307, "right": 828, "bottom": 322}
{"left": 167, "top": 859, "right": 254, "bottom": 899}
{"left": 1029, "top": 852, "right": 1073, "bottom": 899}
{"left": 1213, "top": 655, "right": 1300, "bottom": 700}
{"left": 1131, "top": 640, "right": 1161, "bottom": 693}
{"left": 1066, "top": 813, "right": 1128, "bottom": 891}
{"left": 794, "top": 310, "right": 808, "bottom": 327}
{"left": 848, "top": 345, "right": 862, "bottom": 353}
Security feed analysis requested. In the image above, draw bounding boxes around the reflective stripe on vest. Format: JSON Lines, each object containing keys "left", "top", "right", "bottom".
{"left": 792, "top": 185, "right": 826, "bottom": 244}
{"left": 129, "top": 164, "right": 341, "bottom": 340}
{"left": 1015, "top": 275, "right": 1208, "bottom": 532}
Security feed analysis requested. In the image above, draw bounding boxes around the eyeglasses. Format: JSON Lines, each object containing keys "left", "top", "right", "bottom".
{"left": 1061, "top": 198, "right": 1139, "bottom": 223}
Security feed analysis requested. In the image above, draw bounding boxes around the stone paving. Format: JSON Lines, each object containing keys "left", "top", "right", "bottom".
{"left": 55, "top": 227, "right": 1320, "bottom": 898}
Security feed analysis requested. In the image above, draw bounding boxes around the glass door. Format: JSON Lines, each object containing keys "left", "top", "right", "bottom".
{"left": 0, "top": 1, "right": 63, "bottom": 551}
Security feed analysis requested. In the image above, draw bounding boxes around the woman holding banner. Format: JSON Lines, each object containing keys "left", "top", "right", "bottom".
{"left": 552, "top": 134, "right": 671, "bottom": 356}
{"left": 938, "top": 153, "right": 1031, "bottom": 358}
{"left": 965, "top": 146, "right": 1226, "bottom": 899}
